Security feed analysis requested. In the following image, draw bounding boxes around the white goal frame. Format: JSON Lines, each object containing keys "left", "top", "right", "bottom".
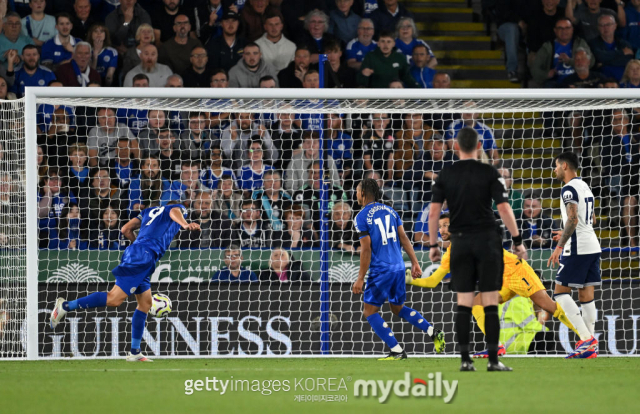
{"left": 23, "top": 87, "right": 640, "bottom": 360}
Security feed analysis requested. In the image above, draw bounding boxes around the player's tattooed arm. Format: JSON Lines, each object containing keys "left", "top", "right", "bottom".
{"left": 558, "top": 203, "right": 579, "bottom": 247}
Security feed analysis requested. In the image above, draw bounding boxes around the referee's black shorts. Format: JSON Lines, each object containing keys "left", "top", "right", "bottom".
{"left": 449, "top": 230, "right": 503, "bottom": 293}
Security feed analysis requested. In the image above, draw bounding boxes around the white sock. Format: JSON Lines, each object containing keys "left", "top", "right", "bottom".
{"left": 580, "top": 300, "right": 597, "bottom": 337}
{"left": 390, "top": 344, "right": 403, "bottom": 353}
{"left": 555, "top": 294, "right": 592, "bottom": 341}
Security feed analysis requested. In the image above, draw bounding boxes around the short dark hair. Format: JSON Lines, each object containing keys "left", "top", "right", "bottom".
{"left": 553, "top": 151, "right": 579, "bottom": 171}
{"left": 295, "top": 44, "right": 311, "bottom": 54}
{"left": 439, "top": 212, "right": 450, "bottom": 220}
{"left": 22, "top": 44, "right": 38, "bottom": 54}
{"left": 456, "top": 127, "right": 478, "bottom": 153}
{"left": 412, "top": 43, "right": 429, "bottom": 54}
{"left": 359, "top": 178, "right": 380, "bottom": 202}
{"left": 132, "top": 73, "right": 150, "bottom": 83}
{"left": 259, "top": 75, "right": 276, "bottom": 85}
{"left": 324, "top": 39, "right": 341, "bottom": 52}
{"left": 249, "top": 135, "right": 263, "bottom": 149}
{"left": 244, "top": 42, "right": 260, "bottom": 51}
{"left": 211, "top": 68, "right": 228, "bottom": 81}
{"left": 378, "top": 30, "right": 395, "bottom": 40}
{"left": 263, "top": 11, "right": 283, "bottom": 24}
{"left": 56, "top": 12, "right": 72, "bottom": 24}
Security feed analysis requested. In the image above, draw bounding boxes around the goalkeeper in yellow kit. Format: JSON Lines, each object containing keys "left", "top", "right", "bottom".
{"left": 408, "top": 213, "right": 578, "bottom": 357}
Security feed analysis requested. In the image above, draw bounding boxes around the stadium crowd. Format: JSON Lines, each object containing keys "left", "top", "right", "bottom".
{"left": 0, "top": 0, "right": 638, "bottom": 257}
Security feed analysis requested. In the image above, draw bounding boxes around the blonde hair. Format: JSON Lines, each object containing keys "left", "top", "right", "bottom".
{"left": 332, "top": 201, "right": 352, "bottom": 215}
{"left": 621, "top": 59, "right": 640, "bottom": 84}
{"left": 135, "top": 24, "right": 155, "bottom": 44}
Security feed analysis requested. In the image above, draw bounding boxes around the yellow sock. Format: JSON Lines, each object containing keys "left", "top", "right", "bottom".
{"left": 554, "top": 303, "right": 579, "bottom": 336}
{"left": 472, "top": 305, "right": 486, "bottom": 335}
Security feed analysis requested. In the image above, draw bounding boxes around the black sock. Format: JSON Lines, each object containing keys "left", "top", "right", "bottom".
{"left": 456, "top": 305, "right": 472, "bottom": 362}
{"left": 484, "top": 305, "right": 500, "bottom": 364}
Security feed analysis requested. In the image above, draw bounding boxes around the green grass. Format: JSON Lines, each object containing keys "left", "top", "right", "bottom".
{"left": 2, "top": 358, "right": 639, "bottom": 414}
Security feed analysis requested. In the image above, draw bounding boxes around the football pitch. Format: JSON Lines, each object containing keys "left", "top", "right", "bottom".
{"left": 2, "top": 357, "right": 639, "bottom": 414}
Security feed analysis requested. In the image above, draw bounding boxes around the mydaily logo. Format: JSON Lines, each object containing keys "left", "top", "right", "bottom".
{"left": 353, "top": 372, "right": 458, "bottom": 403}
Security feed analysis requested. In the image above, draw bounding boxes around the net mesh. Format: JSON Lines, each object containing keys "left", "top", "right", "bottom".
{"left": 6, "top": 94, "right": 640, "bottom": 358}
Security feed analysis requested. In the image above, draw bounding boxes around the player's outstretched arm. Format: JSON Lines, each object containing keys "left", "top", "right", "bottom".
{"left": 352, "top": 236, "right": 371, "bottom": 295}
{"left": 409, "top": 266, "right": 448, "bottom": 288}
{"left": 169, "top": 207, "right": 201, "bottom": 231}
{"left": 398, "top": 226, "right": 422, "bottom": 278}
{"left": 496, "top": 202, "right": 528, "bottom": 260}
{"left": 121, "top": 217, "right": 141, "bottom": 242}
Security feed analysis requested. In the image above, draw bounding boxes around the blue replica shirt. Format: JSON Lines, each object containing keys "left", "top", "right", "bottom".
{"left": 12, "top": 65, "right": 56, "bottom": 98}
{"left": 296, "top": 113, "right": 323, "bottom": 131}
{"left": 37, "top": 104, "right": 75, "bottom": 132}
{"left": 621, "top": 6, "right": 640, "bottom": 50}
{"left": 200, "top": 167, "right": 236, "bottom": 190}
{"left": 327, "top": 131, "right": 353, "bottom": 171}
{"left": 70, "top": 167, "right": 89, "bottom": 184}
{"left": 354, "top": 202, "right": 405, "bottom": 274}
{"left": 445, "top": 119, "right": 497, "bottom": 152}
{"left": 395, "top": 38, "right": 434, "bottom": 64}
{"left": 238, "top": 164, "right": 274, "bottom": 190}
{"left": 211, "top": 266, "right": 258, "bottom": 282}
{"left": 363, "top": 0, "right": 379, "bottom": 14}
{"left": 114, "top": 161, "right": 133, "bottom": 187}
{"left": 600, "top": 41, "right": 626, "bottom": 81}
{"left": 40, "top": 35, "right": 81, "bottom": 65}
{"left": 127, "top": 175, "right": 172, "bottom": 212}
{"left": 553, "top": 40, "right": 575, "bottom": 82}
{"left": 133, "top": 204, "right": 187, "bottom": 258}
{"left": 116, "top": 108, "right": 149, "bottom": 136}
{"left": 410, "top": 65, "right": 436, "bottom": 88}
{"left": 94, "top": 47, "right": 118, "bottom": 80}
{"left": 346, "top": 38, "right": 377, "bottom": 62}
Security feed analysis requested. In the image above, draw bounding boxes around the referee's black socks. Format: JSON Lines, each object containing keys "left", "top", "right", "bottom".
{"left": 456, "top": 305, "right": 472, "bottom": 362}
{"left": 484, "top": 305, "right": 500, "bottom": 364}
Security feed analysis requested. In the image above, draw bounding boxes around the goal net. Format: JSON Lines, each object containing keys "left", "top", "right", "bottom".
{"left": 4, "top": 88, "right": 640, "bottom": 359}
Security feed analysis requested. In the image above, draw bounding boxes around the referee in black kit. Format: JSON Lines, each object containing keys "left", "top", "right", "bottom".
{"left": 427, "top": 127, "right": 527, "bottom": 372}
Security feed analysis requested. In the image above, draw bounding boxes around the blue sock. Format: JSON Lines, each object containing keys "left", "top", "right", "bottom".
{"left": 399, "top": 306, "right": 434, "bottom": 337}
{"left": 131, "top": 309, "right": 147, "bottom": 352}
{"left": 65, "top": 292, "right": 108, "bottom": 311}
{"left": 366, "top": 313, "right": 399, "bottom": 349}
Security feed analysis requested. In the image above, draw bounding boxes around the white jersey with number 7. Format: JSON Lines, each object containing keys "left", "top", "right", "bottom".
{"left": 559, "top": 177, "right": 601, "bottom": 256}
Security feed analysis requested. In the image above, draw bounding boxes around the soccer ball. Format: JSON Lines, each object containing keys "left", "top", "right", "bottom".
{"left": 150, "top": 293, "right": 172, "bottom": 318}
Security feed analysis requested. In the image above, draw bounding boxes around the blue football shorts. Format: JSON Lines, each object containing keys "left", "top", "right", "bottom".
{"left": 363, "top": 269, "right": 407, "bottom": 308}
{"left": 112, "top": 244, "right": 157, "bottom": 295}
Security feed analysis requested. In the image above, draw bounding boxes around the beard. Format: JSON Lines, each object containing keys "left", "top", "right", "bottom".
{"left": 24, "top": 61, "right": 37, "bottom": 71}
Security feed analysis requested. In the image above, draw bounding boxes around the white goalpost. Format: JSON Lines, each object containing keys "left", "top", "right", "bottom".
{"left": 2, "top": 87, "right": 639, "bottom": 360}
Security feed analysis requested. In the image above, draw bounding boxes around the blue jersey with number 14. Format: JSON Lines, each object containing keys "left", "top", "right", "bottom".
{"left": 134, "top": 204, "right": 187, "bottom": 258}
{"left": 354, "top": 202, "right": 405, "bottom": 275}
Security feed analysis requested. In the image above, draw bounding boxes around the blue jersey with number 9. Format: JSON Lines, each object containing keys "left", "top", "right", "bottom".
{"left": 354, "top": 202, "right": 405, "bottom": 274}
{"left": 134, "top": 204, "right": 187, "bottom": 258}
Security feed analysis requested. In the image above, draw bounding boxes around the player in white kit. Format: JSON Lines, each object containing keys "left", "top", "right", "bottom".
{"left": 548, "top": 152, "right": 601, "bottom": 359}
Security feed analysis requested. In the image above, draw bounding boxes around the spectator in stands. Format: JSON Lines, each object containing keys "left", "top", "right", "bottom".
{"left": 281, "top": 204, "right": 315, "bottom": 248}
{"left": 280, "top": 0, "right": 329, "bottom": 40}
{"left": 326, "top": 113, "right": 354, "bottom": 182}
{"left": 517, "top": 197, "right": 557, "bottom": 249}
{"left": 254, "top": 11, "right": 295, "bottom": 72}
{"left": 391, "top": 112, "right": 432, "bottom": 186}
{"left": 38, "top": 107, "right": 75, "bottom": 167}
{"left": 89, "top": 206, "right": 128, "bottom": 250}
{"left": 302, "top": 9, "right": 338, "bottom": 64}
{"left": 346, "top": 18, "right": 376, "bottom": 70}
{"left": 561, "top": 48, "right": 605, "bottom": 87}
{"left": 156, "top": 127, "right": 182, "bottom": 180}
{"left": 201, "top": 146, "right": 236, "bottom": 190}
{"left": 497, "top": 167, "right": 524, "bottom": 217}
{"left": 589, "top": 14, "right": 634, "bottom": 82}
{"left": 12, "top": 45, "right": 54, "bottom": 98}
{"left": 412, "top": 136, "right": 454, "bottom": 204}
{"left": 192, "top": 0, "right": 226, "bottom": 43}
{"left": 123, "top": 44, "right": 173, "bottom": 87}
{"left": 531, "top": 18, "right": 592, "bottom": 87}
{"left": 109, "top": 137, "right": 138, "bottom": 189}
{"left": 79, "top": 167, "right": 123, "bottom": 227}
{"left": 137, "top": 109, "right": 166, "bottom": 157}
{"left": 40, "top": 13, "right": 80, "bottom": 70}
{"left": 165, "top": 73, "right": 183, "bottom": 88}
{"left": 0, "top": 13, "right": 32, "bottom": 66}
{"left": 228, "top": 42, "right": 277, "bottom": 88}
{"left": 433, "top": 72, "right": 451, "bottom": 89}
{"left": 180, "top": 189, "right": 232, "bottom": 248}
{"left": 489, "top": 0, "right": 522, "bottom": 82}
{"left": 86, "top": 24, "right": 117, "bottom": 86}
{"left": 237, "top": 137, "right": 274, "bottom": 192}
{"left": 394, "top": 17, "right": 435, "bottom": 66}
{"left": 158, "top": 15, "right": 202, "bottom": 75}
{"left": 105, "top": 0, "right": 152, "bottom": 55}
{"left": 232, "top": 198, "right": 276, "bottom": 248}
{"left": 410, "top": 43, "right": 436, "bottom": 88}
{"left": 212, "top": 173, "right": 242, "bottom": 224}
{"left": 285, "top": 131, "right": 340, "bottom": 192}
{"left": 566, "top": 0, "right": 623, "bottom": 42}
{"left": 620, "top": 59, "right": 640, "bottom": 88}
{"left": 152, "top": 0, "right": 193, "bottom": 44}
{"left": 260, "top": 248, "right": 311, "bottom": 282}
{"left": 621, "top": 0, "right": 640, "bottom": 51}
{"left": 251, "top": 170, "right": 292, "bottom": 231}
{"left": 0, "top": 173, "right": 20, "bottom": 248}
{"left": 205, "top": 11, "right": 246, "bottom": 73}
{"left": 55, "top": 42, "right": 101, "bottom": 86}
{"left": 357, "top": 30, "right": 419, "bottom": 88}
{"left": 128, "top": 156, "right": 172, "bottom": 214}
{"left": 330, "top": 201, "right": 360, "bottom": 254}
{"left": 64, "top": 143, "right": 90, "bottom": 197}
{"left": 211, "top": 246, "right": 258, "bottom": 282}
{"left": 0, "top": 74, "right": 15, "bottom": 100}
{"left": 370, "top": 0, "right": 414, "bottom": 37}
{"left": 221, "top": 112, "right": 277, "bottom": 168}
{"left": 58, "top": 203, "right": 87, "bottom": 250}
{"left": 292, "top": 160, "right": 348, "bottom": 231}
{"left": 38, "top": 168, "right": 77, "bottom": 248}
{"left": 446, "top": 104, "right": 500, "bottom": 165}
{"left": 270, "top": 111, "right": 302, "bottom": 171}
{"left": 180, "top": 112, "right": 214, "bottom": 162}
{"left": 121, "top": 23, "right": 154, "bottom": 78}
{"left": 329, "top": 0, "right": 361, "bottom": 45}
{"left": 87, "top": 107, "right": 136, "bottom": 167}
{"left": 70, "top": 0, "right": 95, "bottom": 41}
{"left": 241, "top": 0, "right": 279, "bottom": 42}
{"left": 21, "top": 0, "right": 56, "bottom": 46}
{"left": 601, "top": 108, "right": 633, "bottom": 198}
{"left": 359, "top": 112, "right": 394, "bottom": 178}
{"left": 210, "top": 68, "right": 229, "bottom": 88}
{"left": 278, "top": 44, "right": 316, "bottom": 88}
{"left": 522, "top": 0, "right": 565, "bottom": 60}
{"left": 180, "top": 47, "right": 210, "bottom": 88}
{"left": 601, "top": 77, "right": 621, "bottom": 87}
{"left": 167, "top": 161, "right": 203, "bottom": 209}
{"left": 324, "top": 39, "right": 357, "bottom": 88}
